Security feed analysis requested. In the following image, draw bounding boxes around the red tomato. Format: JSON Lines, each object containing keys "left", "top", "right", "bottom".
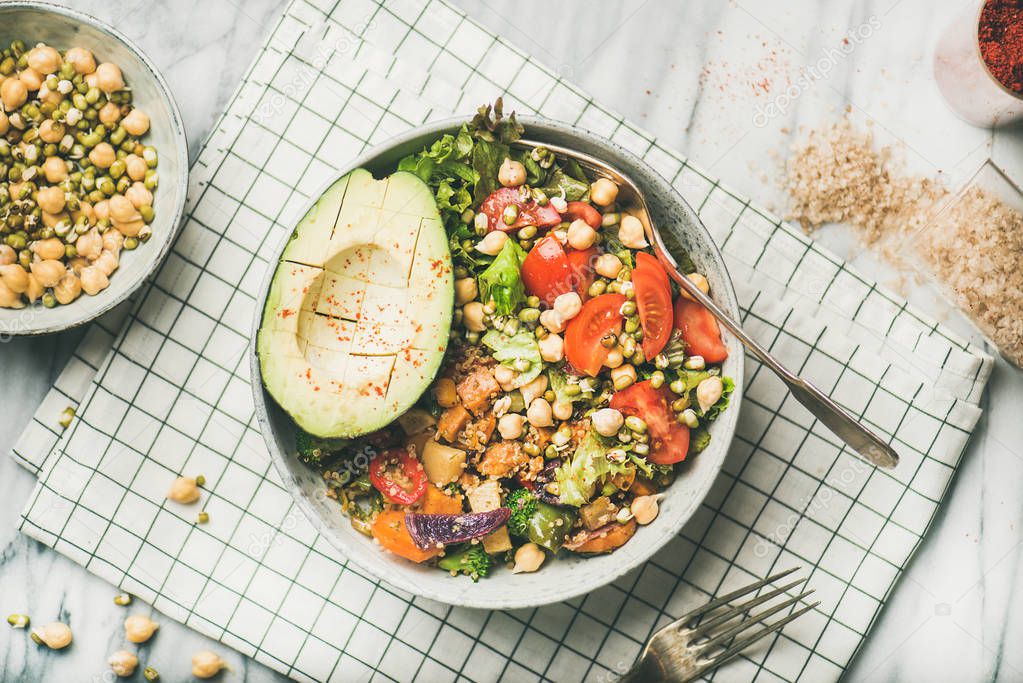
{"left": 562, "top": 201, "right": 601, "bottom": 228}
{"left": 635, "top": 252, "right": 669, "bottom": 289}
{"left": 369, "top": 448, "right": 427, "bottom": 505}
{"left": 480, "top": 187, "right": 562, "bottom": 232}
{"left": 610, "top": 381, "right": 691, "bottom": 464}
{"left": 521, "top": 236, "right": 572, "bottom": 306}
{"left": 632, "top": 255, "right": 673, "bottom": 359}
{"left": 673, "top": 298, "right": 728, "bottom": 363}
{"left": 566, "top": 247, "right": 598, "bottom": 301}
{"left": 565, "top": 294, "right": 627, "bottom": 376}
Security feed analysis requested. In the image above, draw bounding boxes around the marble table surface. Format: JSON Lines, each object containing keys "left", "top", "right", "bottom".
{"left": 1, "top": 0, "right": 1021, "bottom": 681}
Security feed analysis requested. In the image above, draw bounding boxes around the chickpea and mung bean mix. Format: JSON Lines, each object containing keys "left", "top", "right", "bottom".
{"left": 290, "top": 102, "right": 735, "bottom": 580}
{"left": 0, "top": 40, "right": 160, "bottom": 310}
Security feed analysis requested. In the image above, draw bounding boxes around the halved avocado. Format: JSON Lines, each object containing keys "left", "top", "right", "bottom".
{"left": 257, "top": 169, "right": 453, "bottom": 438}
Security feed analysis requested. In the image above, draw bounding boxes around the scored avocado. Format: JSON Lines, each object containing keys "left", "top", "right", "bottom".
{"left": 257, "top": 168, "right": 453, "bottom": 439}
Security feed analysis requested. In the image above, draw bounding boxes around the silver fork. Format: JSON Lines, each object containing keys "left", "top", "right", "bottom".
{"left": 512, "top": 139, "right": 899, "bottom": 470}
{"left": 618, "top": 567, "right": 820, "bottom": 682}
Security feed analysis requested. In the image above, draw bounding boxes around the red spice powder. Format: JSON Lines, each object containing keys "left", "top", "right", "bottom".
{"left": 978, "top": 0, "right": 1023, "bottom": 93}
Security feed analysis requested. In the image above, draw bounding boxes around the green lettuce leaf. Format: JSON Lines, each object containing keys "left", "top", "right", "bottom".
{"left": 548, "top": 368, "right": 593, "bottom": 405}
{"left": 471, "top": 139, "right": 509, "bottom": 202}
{"left": 477, "top": 239, "right": 526, "bottom": 315}
{"left": 539, "top": 166, "right": 589, "bottom": 202}
{"left": 555, "top": 432, "right": 631, "bottom": 507}
{"left": 481, "top": 329, "right": 542, "bottom": 384}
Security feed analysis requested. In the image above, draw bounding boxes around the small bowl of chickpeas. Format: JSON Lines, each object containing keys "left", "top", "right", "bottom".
{"left": 0, "top": 1, "right": 187, "bottom": 335}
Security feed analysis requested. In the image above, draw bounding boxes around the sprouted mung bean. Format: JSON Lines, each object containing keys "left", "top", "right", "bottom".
{"left": 143, "top": 666, "right": 160, "bottom": 681}
{"left": 0, "top": 40, "right": 160, "bottom": 310}
{"left": 113, "top": 592, "right": 132, "bottom": 606}
{"left": 7, "top": 613, "right": 29, "bottom": 628}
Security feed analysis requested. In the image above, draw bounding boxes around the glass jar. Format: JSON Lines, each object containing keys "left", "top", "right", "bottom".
{"left": 934, "top": 0, "right": 1023, "bottom": 127}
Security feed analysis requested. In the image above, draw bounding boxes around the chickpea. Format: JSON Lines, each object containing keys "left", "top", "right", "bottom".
{"left": 0, "top": 110, "right": 8, "bottom": 135}
{"left": 696, "top": 376, "right": 724, "bottom": 413}
{"left": 618, "top": 214, "right": 649, "bottom": 249}
{"left": 122, "top": 108, "right": 150, "bottom": 136}
{"left": 462, "top": 301, "right": 486, "bottom": 332}
{"left": 432, "top": 377, "right": 457, "bottom": 408}
{"left": 94, "top": 249, "right": 119, "bottom": 277}
{"left": 566, "top": 218, "right": 597, "bottom": 250}
{"left": 0, "top": 245, "right": 15, "bottom": 266}
{"left": 538, "top": 332, "right": 564, "bottom": 363}
{"left": 594, "top": 253, "right": 623, "bottom": 279}
{"left": 498, "top": 158, "right": 526, "bottom": 188}
{"left": 167, "top": 476, "right": 200, "bottom": 504}
{"left": 511, "top": 543, "right": 545, "bottom": 574}
{"left": 552, "top": 400, "right": 573, "bottom": 421}
{"left": 29, "top": 257, "right": 65, "bottom": 286}
{"left": 124, "top": 154, "right": 147, "bottom": 181}
{"left": 31, "top": 622, "right": 72, "bottom": 649}
{"left": 527, "top": 397, "right": 554, "bottom": 428}
{"left": 102, "top": 228, "right": 123, "bottom": 254}
{"left": 115, "top": 218, "right": 145, "bottom": 237}
{"left": 497, "top": 413, "right": 526, "bottom": 440}
{"left": 589, "top": 178, "right": 619, "bottom": 207}
{"left": 108, "top": 195, "right": 138, "bottom": 223}
{"left": 108, "top": 649, "right": 138, "bottom": 677}
{"left": 42, "top": 210, "right": 70, "bottom": 230}
{"left": 519, "top": 374, "right": 548, "bottom": 406}
{"left": 25, "top": 273, "right": 43, "bottom": 304}
{"left": 98, "top": 101, "right": 122, "bottom": 126}
{"left": 552, "top": 292, "right": 582, "bottom": 321}
{"left": 94, "top": 199, "right": 111, "bottom": 222}
{"left": 191, "top": 651, "right": 227, "bottom": 679}
{"left": 0, "top": 280, "right": 24, "bottom": 309}
{"left": 454, "top": 277, "right": 478, "bottom": 305}
{"left": 42, "top": 156, "right": 68, "bottom": 184}
{"left": 1, "top": 78, "right": 27, "bottom": 111}
{"left": 64, "top": 47, "right": 97, "bottom": 75}
{"left": 35, "top": 186, "right": 66, "bottom": 214}
{"left": 53, "top": 272, "right": 82, "bottom": 305}
{"left": 631, "top": 494, "right": 663, "bottom": 525}
{"left": 76, "top": 229, "right": 103, "bottom": 261}
{"left": 18, "top": 68, "right": 43, "bottom": 91}
{"left": 95, "top": 62, "right": 124, "bottom": 93}
{"left": 680, "top": 273, "right": 710, "bottom": 301}
{"left": 123, "top": 614, "right": 159, "bottom": 643}
{"left": 475, "top": 230, "right": 508, "bottom": 256}
{"left": 38, "top": 119, "right": 65, "bottom": 144}
{"left": 80, "top": 265, "right": 110, "bottom": 295}
{"left": 125, "top": 182, "right": 153, "bottom": 209}
{"left": 0, "top": 264, "right": 29, "bottom": 293}
{"left": 84, "top": 71, "right": 99, "bottom": 89}
{"left": 27, "top": 45, "right": 62, "bottom": 74}
{"left": 88, "top": 142, "right": 116, "bottom": 169}
{"left": 539, "top": 309, "right": 565, "bottom": 334}
{"left": 31, "top": 237, "right": 66, "bottom": 261}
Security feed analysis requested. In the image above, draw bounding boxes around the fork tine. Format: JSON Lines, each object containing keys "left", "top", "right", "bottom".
{"left": 684, "top": 601, "right": 821, "bottom": 682}
{"left": 694, "top": 589, "right": 816, "bottom": 654}
{"left": 687, "top": 576, "right": 808, "bottom": 639}
{"left": 672, "top": 567, "right": 801, "bottom": 626}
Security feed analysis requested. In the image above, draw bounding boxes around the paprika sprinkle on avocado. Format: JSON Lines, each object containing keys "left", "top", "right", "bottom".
{"left": 979, "top": 0, "right": 1023, "bottom": 94}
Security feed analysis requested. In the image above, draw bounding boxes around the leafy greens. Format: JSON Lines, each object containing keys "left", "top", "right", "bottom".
{"left": 477, "top": 239, "right": 526, "bottom": 315}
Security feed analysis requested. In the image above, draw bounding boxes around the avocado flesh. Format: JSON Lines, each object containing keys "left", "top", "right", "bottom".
{"left": 258, "top": 168, "right": 453, "bottom": 438}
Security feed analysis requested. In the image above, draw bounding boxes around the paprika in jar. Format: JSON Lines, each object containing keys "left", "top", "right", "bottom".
{"left": 934, "top": 0, "right": 1023, "bottom": 127}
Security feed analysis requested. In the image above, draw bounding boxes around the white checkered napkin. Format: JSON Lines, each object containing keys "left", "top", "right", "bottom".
{"left": 12, "top": 0, "right": 994, "bottom": 681}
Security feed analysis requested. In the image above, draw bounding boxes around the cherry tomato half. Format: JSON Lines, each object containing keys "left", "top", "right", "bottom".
{"left": 610, "top": 380, "right": 691, "bottom": 464}
{"left": 369, "top": 448, "right": 428, "bottom": 505}
{"left": 562, "top": 201, "right": 602, "bottom": 229}
{"left": 565, "top": 293, "right": 627, "bottom": 376}
{"left": 566, "top": 247, "right": 598, "bottom": 301}
{"left": 480, "top": 187, "right": 562, "bottom": 232}
{"left": 632, "top": 254, "right": 673, "bottom": 359}
{"left": 673, "top": 298, "right": 728, "bottom": 363}
{"left": 521, "top": 236, "right": 572, "bottom": 306}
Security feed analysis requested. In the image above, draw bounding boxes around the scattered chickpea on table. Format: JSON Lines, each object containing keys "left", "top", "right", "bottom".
{"left": 0, "top": 39, "right": 161, "bottom": 309}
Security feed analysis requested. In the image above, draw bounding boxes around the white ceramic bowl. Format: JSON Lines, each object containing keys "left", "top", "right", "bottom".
{"left": 0, "top": 1, "right": 188, "bottom": 336}
{"left": 251, "top": 116, "right": 744, "bottom": 610}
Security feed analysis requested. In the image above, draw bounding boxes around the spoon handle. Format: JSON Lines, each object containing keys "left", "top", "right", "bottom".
{"left": 656, "top": 244, "right": 899, "bottom": 469}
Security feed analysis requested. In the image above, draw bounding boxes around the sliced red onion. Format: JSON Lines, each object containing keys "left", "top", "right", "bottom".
{"left": 405, "top": 508, "right": 511, "bottom": 549}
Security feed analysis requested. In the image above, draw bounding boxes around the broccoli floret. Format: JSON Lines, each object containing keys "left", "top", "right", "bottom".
{"left": 438, "top": 544, "right": 493, "bottom": 581}
{"left": 295, "top": 430, "right": 347, "bottom": 467}
{"left": 506, "top": 488, "right": 539, "bottom": 537}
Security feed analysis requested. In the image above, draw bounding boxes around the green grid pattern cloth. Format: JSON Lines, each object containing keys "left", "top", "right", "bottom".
{"left": 11, "top": 1, "right": 993, "bottom": 681}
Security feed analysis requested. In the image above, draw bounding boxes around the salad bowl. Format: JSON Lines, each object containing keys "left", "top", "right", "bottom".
{"left": 250, "top": 115, "right": 744, "bottom": 609}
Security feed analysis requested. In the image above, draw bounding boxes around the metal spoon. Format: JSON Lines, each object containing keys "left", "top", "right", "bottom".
{"left": 515, "top": 140, "right": 899, "bottom": 469}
